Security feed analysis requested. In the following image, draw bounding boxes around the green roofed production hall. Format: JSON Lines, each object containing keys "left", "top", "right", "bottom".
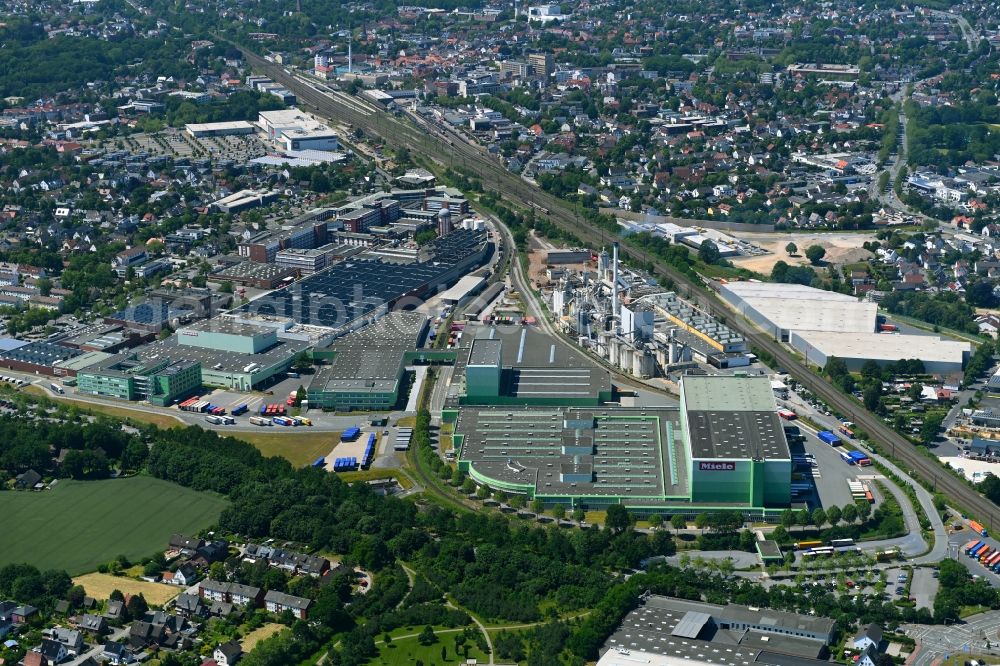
{"left": 449, "top": 373, "right": 792, "bottom": 516}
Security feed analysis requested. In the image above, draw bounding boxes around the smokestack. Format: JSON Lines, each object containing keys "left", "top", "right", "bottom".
{"left": 347, "top": 31, "right": 352, "bottom": 73}
{"left": 612, "top": 242, "right": 620, "bottom": 335}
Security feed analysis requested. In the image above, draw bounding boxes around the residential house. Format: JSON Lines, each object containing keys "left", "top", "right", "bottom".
{"left": 174, "top": 593, "right": 205, "bottom": 618}
{"left": 853, "top": 623, "right": 884, "bottom": 652}
{"left": 15, "top": 469, "right": 42, "bottom": 489}
{"left": 856, "top": 644, "right": 880, "bottom": 666}
{"left": 50, "top": 627, "right": 84, "bottom": 654}
{"left": 198, "top": 581, "right": 262, "bottom": 608}
{"left": 214, "top": 640, "right": 243, "bottom": 666}
{"left": 977, "top": 314, "right": 1000, "bottom": 338}
{"left": 168, "top": 534, "right": 205, "bottom": 557}
{"left": 77, "top": 614, "right": 107, "bottom": 635}
{"left": 128, "top": 621, "right": 164, "bottom": 650}
{"left": 102, "top": 641, "right": 135, "bottom": 665}
{"left": 36, "top": 637, "right": 69, "bottom": 664}
{"left": 23, "top": 652, "right": 47, "bottom": 666}
{"left": 263, "top": 591, "right": 312, "bottom": 619}
{"left": 11, "top": 603, "right": 38, "bottom": 624}
{"left": 168, "top": 563, "right": 200, "bottom": 587}
{"left": 244, "top": 544, "right": 331, "bottom": 577}
{"left": 105, "top": 600, "right": 124, "bottom": 621}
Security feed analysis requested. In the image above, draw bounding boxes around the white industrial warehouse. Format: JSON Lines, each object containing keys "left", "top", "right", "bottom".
{"left": 790, "top": 330, "right": 970, "bottom": 375}
{"left": 720, "top": 281, "right": 970, "bottom": 375}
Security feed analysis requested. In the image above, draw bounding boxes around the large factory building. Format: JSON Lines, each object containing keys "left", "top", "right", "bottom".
{"left": 680, "top": 375, "right": 791, "bottom": 507}
{"left": 452, "top": 371, "right": 791, "bottom": 516}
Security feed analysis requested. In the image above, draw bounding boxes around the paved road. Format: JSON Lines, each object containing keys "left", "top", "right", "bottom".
{"left": 785, "top": 393, "right": 948, "bottom": 563}
{"left": 905, "top": 610, "right": 1000, "bottom": 666}
{"left": 911, "top": 566, "right": 939, "bottom": 610}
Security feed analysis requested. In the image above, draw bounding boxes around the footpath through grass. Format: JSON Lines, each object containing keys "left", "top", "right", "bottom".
{"left": 0, "top": 476, "right": 228, "bottom": 574}
{"left": 370, "top": 627, "right": 490, "bottom": 665}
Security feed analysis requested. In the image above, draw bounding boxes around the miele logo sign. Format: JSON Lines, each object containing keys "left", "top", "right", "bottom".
{"left": 698, "top": 461, "right": 736, "bottom": 472}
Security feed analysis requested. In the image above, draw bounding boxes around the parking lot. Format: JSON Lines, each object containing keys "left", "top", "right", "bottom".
{"left": 120, "top": 129, "right": 269, "bottom": 162}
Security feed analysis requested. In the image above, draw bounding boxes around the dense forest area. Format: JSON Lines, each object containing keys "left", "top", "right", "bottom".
{"left": 906, "top": 97, "right": 1000, "bottom": 169}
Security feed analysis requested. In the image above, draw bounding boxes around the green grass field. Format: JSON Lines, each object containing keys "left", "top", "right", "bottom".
{"left": 1, "top": 476, "right": 228, "bottom": 574}
{"left": 370, "top": 629, "right": 490, "bottom": 665}
{"left": 233, "top": 430, "right": 340, "bottom": 467}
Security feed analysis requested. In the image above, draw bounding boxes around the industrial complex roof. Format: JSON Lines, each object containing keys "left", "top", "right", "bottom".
{"left": 791, "top": 331, "right": 971, "bottom": 364}
{"left": 456, "top": 406, "right": 686, "bottom": 500}
{"left": 239, "top": 229, "right": 487, "bottom": 327}
{"left": 468, "top": 338, "right": 502, "bottom": 367}
{"left": 721, "top": 281, "right": 859, "bottom": 303}
{"left": 740, "top": 298, "right": 876, "bottom": 334}
{"left": 456, "top": 323, "right": 612, "bottom": 401}
{"left": 139, "top": 335, "right": 307, "bottom": 374}
{"left": 686, "top": 410, "right": 789, "bottom": 461}
{"left": 310, "top": 312, "right": 428, "bottom": 393}
{"left": 600, "top": 596, "right": 834, "bottom": 666}
{"left": 682, "top": 375, "right": 777, "bottom": 412}
{"left": 53, "top": 350, "right": 113, "bottom": 373}
{"left": 179, "top": 317, "right": 276, "bottom": 338}
{"left": 681, "top": 376, "right": 789, "bottom": 461}
{"left": 720, "top": 282, "right": 876, "bottom": 334}
{"left": 0, "top": 341, "right": 83, "bottom": 366}
{"left": 106, "top": 300, "right": 186, "bottom": 326}
{"left": 437, "top": 274, "right": 486, "bottom": 304}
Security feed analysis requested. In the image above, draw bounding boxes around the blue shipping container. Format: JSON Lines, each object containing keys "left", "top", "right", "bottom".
{"left": 817, "top": 431, "right": 840, "bottom": 446}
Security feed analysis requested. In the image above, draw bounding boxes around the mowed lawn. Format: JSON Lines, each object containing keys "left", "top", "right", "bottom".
{"left": 0, "top": 477, "right": 228, "bottom": 575}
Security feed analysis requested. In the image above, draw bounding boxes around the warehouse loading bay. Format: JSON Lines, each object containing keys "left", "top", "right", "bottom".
{"left": 788, "top": 423, "right": 884, "bottom": 514}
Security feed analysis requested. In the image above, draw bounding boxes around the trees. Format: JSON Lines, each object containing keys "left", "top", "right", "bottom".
{"left": 780, "top": 508, "right": 796, "bottom": 531}
{"left": 698, "top": 240, "right": 721, "bottom": 265}
{"left": 418, "top": 626, "right": 437, "bottom": 646}
{"left": 863, "top": 384, "right": 883, "bottom": 413}
{"left": 126, "top": 593, "right": 148, "bottom": 620}
{"left": 605, "top": 504, "right": 633, "bottom": 534}
{"left": 826, "top": 505, "right": 842, "bottom": 526}
{"left": 530, "top": 497, "right": 545, "bottom": 514}
{"left": 551, "top": 504, "right": 566, "bottom": 521}
{"left": 857, "top": 501, "right": 872, "bottom": 521}
{"left": 785, "top": 242, "right": 797, "bottom": 256}
{"left": 572, "top": 506, "right": 585, "bottom": 523}
{"left": 841, "top": 503, "right": 859, "bottom": 524}
{"left": 805, "top": 245, "right": 827, "bottom": 265}
{"left": 671, "top": 514, "right": 687, "bottom": 534}
{"left": 811, "top": 508, "right": 827, "bottom": 529}
{"left": 292, "top": 352, "right": 313, "bottom": 373}
{"left": 648, "top": 514, "right": 663, "bottom": 530}
{"left": 920, "top": 413, "right": 945, "bottom": 444}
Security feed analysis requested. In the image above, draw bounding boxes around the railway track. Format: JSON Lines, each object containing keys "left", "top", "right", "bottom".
{"left": 243, "top": 51, "right": 1000, "bottom": 531}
